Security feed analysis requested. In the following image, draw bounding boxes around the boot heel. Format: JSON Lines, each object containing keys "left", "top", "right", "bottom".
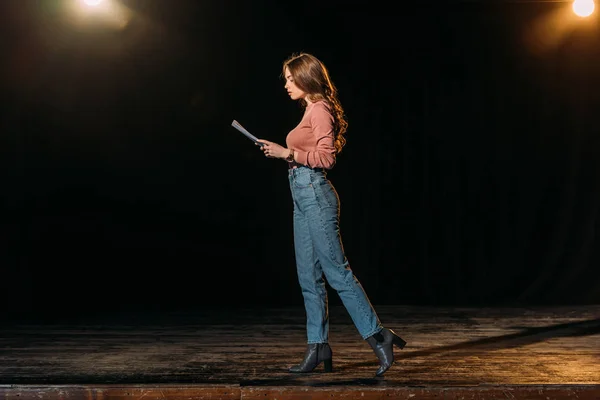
{"left": 393, "top": 336, "right": 407, "bottom": 350}
{"left": 289, "top": 343, "right": 333, "bottom": 374}
{"left": 323, "top": 358, "right": 333, "bottom": 373}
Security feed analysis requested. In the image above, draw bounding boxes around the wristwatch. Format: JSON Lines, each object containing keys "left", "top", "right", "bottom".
{"left": 285, "top": 148, "right": 295, "bottom": 162}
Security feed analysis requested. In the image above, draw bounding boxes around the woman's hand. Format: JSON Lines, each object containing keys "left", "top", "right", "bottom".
{"left": 257, "top": 139, "right": 289, "bottom": 159}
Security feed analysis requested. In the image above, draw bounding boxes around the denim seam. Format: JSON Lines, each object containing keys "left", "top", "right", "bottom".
{"left": 316, "top": 201, "right": 375, "bottom": 338}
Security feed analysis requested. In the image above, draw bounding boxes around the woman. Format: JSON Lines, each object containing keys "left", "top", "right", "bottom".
{"left": 256, "top": 52, "right": 406, "bottom": 377}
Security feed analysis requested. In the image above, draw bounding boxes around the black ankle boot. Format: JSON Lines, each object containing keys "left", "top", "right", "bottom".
{"left": 289, "top": 343, "right": 333, "bottom": 373}
{"left": 366, "top": 327, "right": 406, "bottom": 377}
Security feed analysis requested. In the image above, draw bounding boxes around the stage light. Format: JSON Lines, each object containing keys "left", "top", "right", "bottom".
{"left": 572, "top": 0, "right": 595, "bottom": 17}
{"left": 76, "top": 0, "right": 108, "bottom": 13}
{"left": 68, "top": 0, "right": 132, "bottom": 31}
{"left": 83, "top": 0, "right": 103, "bottom": 6}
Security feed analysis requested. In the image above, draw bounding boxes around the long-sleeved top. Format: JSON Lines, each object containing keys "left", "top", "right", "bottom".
{"left": 286, "top": 100, "right": 337, "bottom": 170}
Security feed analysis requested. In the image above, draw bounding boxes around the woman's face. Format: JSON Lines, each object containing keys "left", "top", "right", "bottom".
{"left": 284, "top": 67, "right": 307, "bottom": 101}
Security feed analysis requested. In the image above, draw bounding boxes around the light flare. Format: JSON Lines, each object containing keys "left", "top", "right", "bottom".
{"left": 83, "top": 0, "right": 103, "bottom": 6}
{"left": 572, "top": 0, "right": 595, "bottom": 17}
{"left": 70, "top": 0, "right": 132, "bottom": 31}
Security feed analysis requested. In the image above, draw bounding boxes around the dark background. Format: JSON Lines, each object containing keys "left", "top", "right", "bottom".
{"left": 1, "top": 0, "right": 599, "bottom": 318}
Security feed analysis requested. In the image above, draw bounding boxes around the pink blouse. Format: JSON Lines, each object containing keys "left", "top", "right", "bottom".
{"left": 286, "top": 100, "right": 337, "bottom": 170}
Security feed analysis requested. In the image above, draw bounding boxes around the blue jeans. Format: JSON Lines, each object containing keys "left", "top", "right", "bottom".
{"left": 288, "top": 166, "right": 383, "bottom": 344}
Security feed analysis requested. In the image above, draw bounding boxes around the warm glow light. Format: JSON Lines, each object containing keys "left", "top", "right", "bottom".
{"left": 70, "top": 0, "right": 132, "bottom": 30}
{"left": 572, "top": 0, "right": 595, "bottom": 17}
{"left": 525, "top": 0, "right": 598, "bottom": 55}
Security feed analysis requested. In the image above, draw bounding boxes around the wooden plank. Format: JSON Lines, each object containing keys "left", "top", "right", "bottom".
{"left": 0, "top": 385, "right": 240, "bottom": 400}
{"left": 241, "top": 386, "right": 600, "bottom": 400}
{"left": 1, "top": 385, "right": 600, "bottom": 400}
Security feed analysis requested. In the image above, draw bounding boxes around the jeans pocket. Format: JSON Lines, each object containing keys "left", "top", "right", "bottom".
{"left": 293, "top": 172, "right": 313, "bottom": 189}
{"left": 315, "top": 178, "right": 339, "bottom": 209}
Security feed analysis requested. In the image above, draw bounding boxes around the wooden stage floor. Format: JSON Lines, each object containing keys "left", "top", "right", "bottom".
{"left": 1, "top": 305, "right": 599, "bottom": 399}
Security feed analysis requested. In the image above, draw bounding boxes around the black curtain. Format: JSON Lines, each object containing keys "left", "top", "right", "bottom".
{"left": 1, "top": 1, "right": 599, "bottom": 316}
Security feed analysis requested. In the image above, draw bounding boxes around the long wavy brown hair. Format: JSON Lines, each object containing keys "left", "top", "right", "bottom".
{"left": 282, "top": 53, "right": 348, "bottom": 155}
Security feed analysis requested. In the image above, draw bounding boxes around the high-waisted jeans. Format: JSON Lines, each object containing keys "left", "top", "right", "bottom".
{"left": 288, "top": 166, "right": 383, "bottom": 344}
